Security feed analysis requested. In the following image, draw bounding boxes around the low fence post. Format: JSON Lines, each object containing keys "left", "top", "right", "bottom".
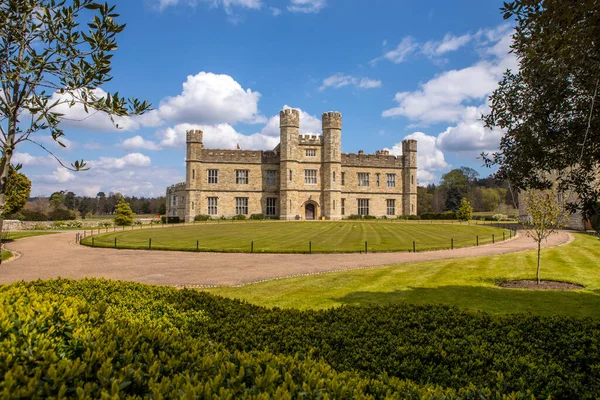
{"left": 92, "top": 237, "right": 95, "bottom": 247}
{"left": 492, "top": 234, "right": 495, "bottom": 244}
{"left": 503, "top": 232, "right": 505, "bottom": 241}
{"left": 451, "top": 238, "right": 454, "bottom": 250}
{"left": 251, "top": 241, "right": 254, "bottom": 253}
{"left": 413, "top": 241, "right": 416, "bottom": 253}
{"left": 196, "top": 240, "right": 199, "bottom": 251}
{"left": 114, "top": 238, "right": 117, "bottom": 248}
{"left": 365, "top": 241, "right": 368, "bottom": 254}
{"left": 149, "top": 238, "right": 152, "bottom": 249}
{"left": 476, "top": 236, "right": 479, "bottom": 246}
{"left": 309, "top": 241, "right": 312, "bottom": 254}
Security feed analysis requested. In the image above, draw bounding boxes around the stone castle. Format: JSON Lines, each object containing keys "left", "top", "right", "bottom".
{"left": 166, "top": 109, "right": 417, "bottom": 221}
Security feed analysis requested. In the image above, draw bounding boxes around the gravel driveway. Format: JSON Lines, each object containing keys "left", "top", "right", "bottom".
{"left": 1, "top": 230, "right": 573, "bottom": 287}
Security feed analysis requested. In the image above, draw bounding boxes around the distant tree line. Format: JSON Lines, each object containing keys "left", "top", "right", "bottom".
{"left": 417, "top": 167, "right": 517, "bottom": 216}
{"left": 7, "top": 191, "right": 165, "bottom": 221}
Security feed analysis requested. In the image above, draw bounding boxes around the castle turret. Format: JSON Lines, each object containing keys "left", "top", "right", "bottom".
{"left": 279, "top": 109, "right": 300, "bottom": 220}
{"left": 322, "top": 111, "right": 342, "bottom": 220}
{"left": 185, "top": 129, "right": 204, "bottom": 222}
{"left": 402, "top": 139, "right": 417, "bottom": 215}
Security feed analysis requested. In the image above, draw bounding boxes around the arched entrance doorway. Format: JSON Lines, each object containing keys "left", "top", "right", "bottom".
{"left": 305, "top": 203, "right": 315, "bottom": 220}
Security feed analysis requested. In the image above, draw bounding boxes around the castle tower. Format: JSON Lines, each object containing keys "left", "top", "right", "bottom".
{"left": 185, "top": 130, "right": 203, "bottom": 222}
{"left": 279, "top": 109, "right": 300, "bottom": 220}
{"left": 402, "top": 139, "right": 417, "bottom": 215}
{"left": 322, "top": 112, "right": 342, "bottom": 220}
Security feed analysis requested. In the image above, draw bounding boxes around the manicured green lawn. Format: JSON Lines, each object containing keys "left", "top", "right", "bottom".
{"left": 1, "top": 231, "right": 59, "bottom": 241}
{"left": 80, "top": 220, "right": 511, "bottom": 253}
{"left": 208, "top": 233, "right": 600, "bottom": 318}
{"left": 1, "top": 250, "right": 12, "bottom": 261}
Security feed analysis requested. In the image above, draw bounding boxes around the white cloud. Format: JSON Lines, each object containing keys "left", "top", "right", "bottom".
{"left": 288, "top": 0, "right": 326, "bottom": 13}
{"left": 435, "top": 105, "right": 504, "bottom": 153}
{"left": 88, "top": 153, "right": 152, "bottom": 170}
{"left": 319, "top": 74, "right": 382, "bottom": 91}
{"left": 156, "top": 123, "right": 278, "bottom": 151}
{"left": 122, "top": 135, "right": 161, "bottom": 151}
{"left": 157, "top": 0, "right": 262, "bottom": 13}
{"left": 12, "top": 152, "right": 54, "bottom": 166}
{"left": 422, "top": 33, "right": 472, "bottom": 58}
{"left": 370, "top": 37, "right": 418, "bottom": 65}
{"left": 387, "top": 132, "right": 449, "bottom": 185}
{"left": 382, "top": 27, "right": 517, "bottom": 125}
{"left": 270, "top": 7, "right": 281, "bottom": 15}
{"left": 156, "top": 72, "right": 265, "bottom": 125}
{"left": 39, "top": 167, "right": 76, "bottom": 184}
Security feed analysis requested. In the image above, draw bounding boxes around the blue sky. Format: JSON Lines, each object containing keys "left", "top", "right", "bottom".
{"left": 14, "top": 0, "right": 516, "bottom": 197}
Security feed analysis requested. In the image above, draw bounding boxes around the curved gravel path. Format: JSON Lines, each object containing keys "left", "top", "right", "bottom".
{"left": 0, "top": 230, "right": 573, "bottom": 287}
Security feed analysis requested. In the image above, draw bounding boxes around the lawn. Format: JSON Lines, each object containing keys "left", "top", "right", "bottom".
{"left": 208, "top": 233, "right": 600, "bottom": 318}
{"left": 79, "top": 220, "right": 511, "bottom": 253}
{"left": 1, "top": 250, "right": 12, "bottom": 261}
{"left": 1, "top": 231, "right": 59, "bottom": 241}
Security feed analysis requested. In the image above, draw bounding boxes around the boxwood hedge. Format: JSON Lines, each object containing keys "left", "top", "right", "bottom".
{"left": 1, "top": 279, "right": 598, "bottom": 398}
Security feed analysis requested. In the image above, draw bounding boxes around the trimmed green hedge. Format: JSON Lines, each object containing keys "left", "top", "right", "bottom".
{"left": 1, "top": 279, "right": 599, "bottom": 398}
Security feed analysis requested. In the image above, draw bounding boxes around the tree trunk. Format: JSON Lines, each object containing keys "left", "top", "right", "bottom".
{"left": 0, "top": 117, "right": 17, "bottom": 266}
{"left": 536, "top": 240, "right": 541, "bottom": 284}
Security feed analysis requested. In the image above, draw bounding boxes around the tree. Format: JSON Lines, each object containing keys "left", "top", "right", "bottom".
{"left": 457, "top": 198, "right": 473, "bottom": 222}
{"left": 49, "top": 191, "right": 65, "bottom": 209}
{"left": 417, "top": 186, "right": 434, "bottom": 215}
{"left": 522, "top": 189, "right": 568, "bottom": 284}
{"left": 113, "top": 197, "right": 135, "bottom": 226}
{"left": 4, "top": 166, "right": 31, "bottom": 215}
{"left": 64, "top": 191, "right": 77, "bottom": 210}
{"left": 444, "top": 187, "right": 462, "bottom": 212}
{"left": 483, "top": 0, "right": 600, "bottom": 220}
{"left": 158, "top": 203, "right": 166, "bottom": 215}
{"left": 0, "top": 1, "right": 150, "bottom": 236}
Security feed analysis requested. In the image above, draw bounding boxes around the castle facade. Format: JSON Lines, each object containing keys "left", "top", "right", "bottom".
{"left": 166, "top": 109, "right": 417, "bottom": 221}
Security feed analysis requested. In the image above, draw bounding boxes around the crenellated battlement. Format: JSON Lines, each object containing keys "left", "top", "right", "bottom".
{"left": 298, "top": 134, "right": 323, "bottom": 145}
{"left": 167, "top": 182, "right": 186, "bottom": 192}
{"left": 280, "top": 109, "right": 300, "bottom": 128}
{"left": 322, "top": 111, "right": 342, "bottom": 130}
{"left": 186, "top": 129, "right": 203, "bottom": 144}
{"left": 402, "top": 139, "right": 417, "bottom": 153}
{"left": 341, "top": 152, "right": 403, "bottom": 168}
{"left": 196, "top": 148, "right": 280, "bottom": 164}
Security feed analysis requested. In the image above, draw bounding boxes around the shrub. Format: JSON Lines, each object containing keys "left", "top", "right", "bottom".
{"left": 161, "top": 216, "right": 181, "bottom": 224}
{"left": 97, "top": 221, "right": 113, "bottom": 228}
{"left": 114, "top": 198, "right": 136, "bottom": 226}
{"left": 53, "top": 220, "right": 82, "bottom": 229}
{"left": 421, "top": 212, "right": 457, "bottom": 220}
{"left": 407, "top": 214, "right": 420, "bottom": 220}
{"left": 363, "top": 215, "right": 377, "bottom": 220}
{"left": 492, "top": 213, "right": 507, "bottom": 221}
{"left": 249, "top": 213, "right": 265, "bottom": 220}
{"left": 48, "top": 208, "right": 76, "bottom": 221}
{"left": 232, "top": 214, "right": 247, "bottom": 221}
{"left": 194, "top": 214, "right": 211, "bottom": 221}
{"left": 2, "top": 279, "right": 598, "bottom": 399}
{"left": 346, "top": 214, "right": 363, "bottom": 220}
{"left": 457, "top": 198, "right": 473, "bottom": 221}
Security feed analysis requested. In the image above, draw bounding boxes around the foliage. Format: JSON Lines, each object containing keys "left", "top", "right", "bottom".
{"left": 161, "top": 216, "right": 181, "bottom": 224}
{"left": 523, "top": 189, "right": 569, "bottom": 283}
{"left": 158, "top": 203, "right": 167, "bottom": 215}
{"left": 249, "top": 213, "right": 265, "bottom": 220}
{"left": 53, "top": 220, "right": 83, "bottom": 229}
{"left": 457, "top": 198, "right": 473, "bottom": 221}
{"left": 97, "top": 221, "right": 112, "bottom": 228}
{"left": 0, "top": 1, "right": 151, "bottom": 221}
{"left": 232, "top": 214, "right": 247, "bottom": 221}
{"left": 48, "top": 208, "right": 76, "bottom": 221}
{"left": 194, "top": 214, "right": 211, "bottom": 222}
{"left": 483, "top": 0, "right": 600, "bottom": 219}
{"left": 113, "top": 198, "right": 135, "bottom": 226}
{"left": 444, "top": 187, "right": 462, "bottom": 211}
{"left": 19, "top": 210, "right": 50, "bottom": 221}
{"left": 4, "top": 166, "right": 31, "bottom": 215}
{"left": 420, "top": 212, "right": 457, "bottom": 220}
{"left": 2, "top": 279, "right": 599, "bottom": 398}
